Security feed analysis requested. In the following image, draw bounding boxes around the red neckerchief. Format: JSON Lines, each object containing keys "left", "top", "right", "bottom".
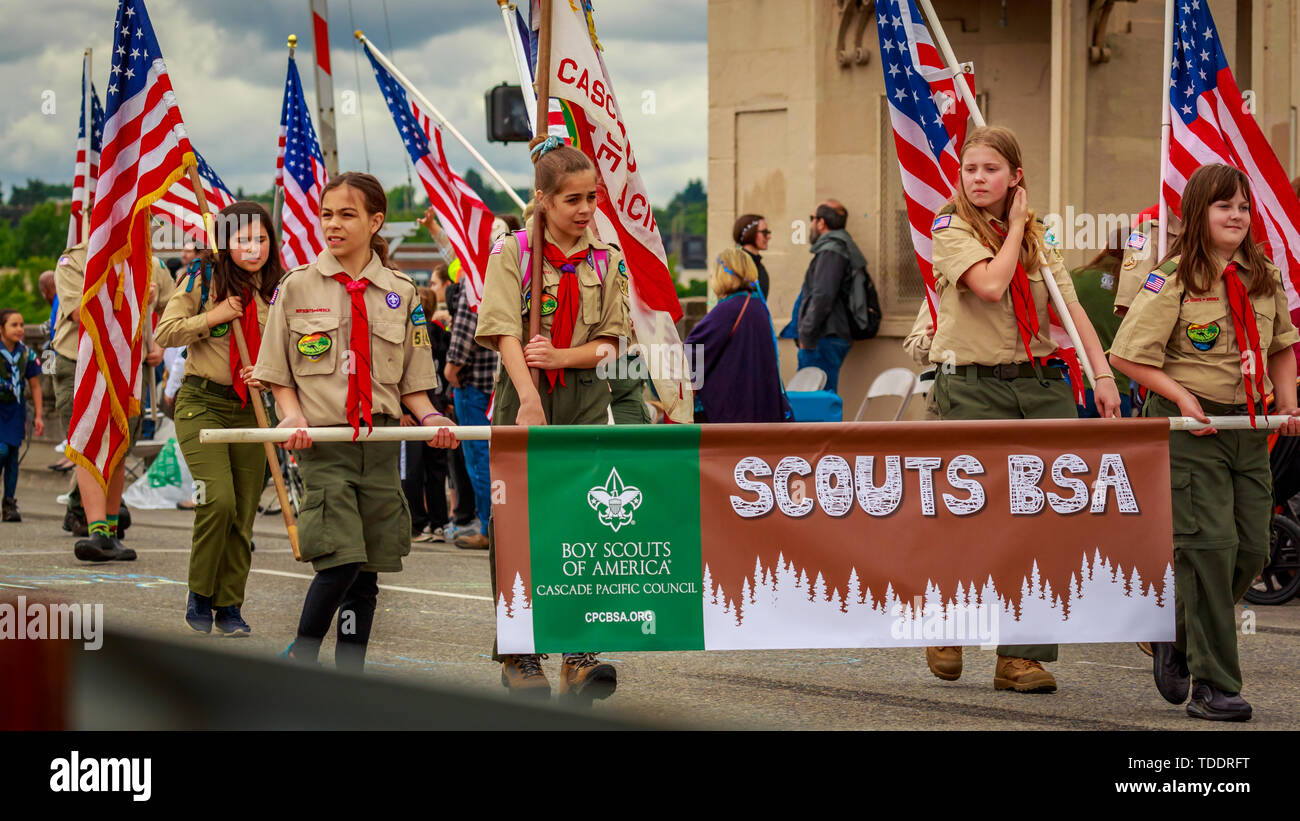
{"left": 539, "top": 242, "right": 587, "bottom": 391}
{"left": 1223, "top": 262, "right": 1268, "bottom": 428}
{"left": 990, "top": 222, "right": 1040, "bottom": 363}
{"left": 329, "top": 273, "right": 374, "bottom": 439}
{"left": 229, "top": 288, "right": 262, "bottom": 407}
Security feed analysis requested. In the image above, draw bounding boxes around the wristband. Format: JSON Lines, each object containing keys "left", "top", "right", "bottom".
{"left": 420, "top": 411, "right": 444, "bottom": 425}
{"left": 1094, "top": 373, "right": 1116, "bottom": 381}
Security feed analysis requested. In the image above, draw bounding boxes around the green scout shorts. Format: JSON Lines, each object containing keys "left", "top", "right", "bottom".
{"left": 491, "top": 367, "right": 610, "bottom": 426}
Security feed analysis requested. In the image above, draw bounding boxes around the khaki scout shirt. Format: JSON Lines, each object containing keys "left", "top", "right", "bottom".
{"left": 474, "top": 227, "right": 631, "bottom": 353}
{"left": 253, "top": 250, "right": 439, "bottom": 427}
{"left": 1111, "top": 252, "right": 1300, "bottom": 405}
{"left": 52, "top": 243, "right": 87, "bottom": 359}
{"left": 928, "top": 209, "right": 1078, "bottom": 367}
{"left": 155, "top": 270, "right": 269, "bottom": 385}
{"left": 1114, "top": 217, "right": 1181, "bottom": 315}
{"left": 51, "top": 246, "right": 176, "bottom": 359}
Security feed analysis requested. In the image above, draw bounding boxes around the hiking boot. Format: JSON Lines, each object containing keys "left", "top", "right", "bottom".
{"left": 994, "top": 655, "right": 1057, "bottom": 693}
{"left": 456, "top": 532, "right": 489, "bottom": 550}
{"left": 1186, "top": 681, "right": 1252, "bottom": 722}
{"left": 1151, "top": 641, "right": 1190, "bottom": 704}
{"left": 558, "top": 653, "right": 617, "bottom": 704}
{"left": 185, "top": 591, "right": 213, "bottom": 634}
{"left": 500, "top": 654, "right": 551, "bottom": 697}
{"left": 74, "top": 532, "right": 118, "bottom": 562}
{"left": 926, "top": 646, "right": 962, "bottom": 681}
{"left": 63, "top": 508, "right": 88, "bottom": 537}
{"left": 1, "top": 498, "right": 20, "bottom": 522}
{"left": 109, "top": 536, "right": 136, "bottom": 561}
{"left": 213, "top": 605, "right": 251, "bottom": 637}
{"left": 1136, "top": 641, "right": 1153, "bottom": 657}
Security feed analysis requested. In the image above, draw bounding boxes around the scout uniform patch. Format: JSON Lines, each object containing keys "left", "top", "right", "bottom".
{"left": 522, "top": 290, "right": 560, "bottom": 317}
{"left": 412, "top": 327, "right": 430, "bottom": 348}
{"left": 491, "top": 237, "right": 505, "bottom": 255}
{"left": 618, "top": 259, "right": 629, "bottom": 296}
{"left": 1101, "top": 273, "right": 1115, "bottom": 291}
{"left": 931, "top": 214, "right": 952, "bottom": 231}
{"left": 385, "top": 291, "right": 402, "bottom": 309}
{"left": 410, "top": 303, "right": 427, "bottom": 326}
{"left": 1185, "top": 321, "right": 1220, "bottom": 351}
{"left": 297, "top": 332, "right": 332, "bottom": 360}
{"left": 1126, "top": 231, "right": 1147, "bottom": 251}
{"left": 1123, "top": 256, "right": 1138, "bottom": 270}
{"left": 210, "top": 322, "right": 230, "bottom": 338}
{"left": 270, "top": 285, "right": 279, "bottom": 305}
{"left": 1143, "top": 272, "right": 1165, "bottom": 293}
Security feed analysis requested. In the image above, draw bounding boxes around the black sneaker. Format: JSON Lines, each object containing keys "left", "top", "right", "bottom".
{"left": 63, "top": 508, "right": 88, "bottom": 537}
{"left": 1186, "top": 681, "right": 1252, "bottom": 722}
{"left": 213, "top": 605, "right": 251, "bottom": 637}
{"left": 1, "top": 498, "right": 20, "bottom": 522}
{"left": 185, "top": 591, "right": 213, "bottom": 634}
{"left": 109, "top": 536, "right": 136, "bottom": 561}
{"left": 1151, "top": 641, "right": 1190, "bottom": 704}
{"left": 74, "top": 532, "right": 118, "bottom": 562}
{"left": 115, "top": 506, "right": 131, "bottom": 540}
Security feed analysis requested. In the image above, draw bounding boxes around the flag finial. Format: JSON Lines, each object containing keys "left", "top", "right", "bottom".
{"left": 287, "top": 34, "right": 297, "bottom": 48}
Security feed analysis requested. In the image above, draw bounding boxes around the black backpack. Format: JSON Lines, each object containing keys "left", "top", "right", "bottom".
{"left": 842, "top": 260, "right": 882, "bottom": 340}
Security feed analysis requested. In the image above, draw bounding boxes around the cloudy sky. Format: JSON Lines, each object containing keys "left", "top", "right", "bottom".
{"left": 0, "top": 0, "right": 707, "bottom": 207}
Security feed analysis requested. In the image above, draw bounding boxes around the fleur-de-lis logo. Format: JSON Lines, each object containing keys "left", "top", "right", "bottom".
{"left": 587, "top": 467, "right": 642, "bottom": 533}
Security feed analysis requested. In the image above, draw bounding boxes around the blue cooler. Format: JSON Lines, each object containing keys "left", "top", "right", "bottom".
{"left": 786, "top": 390, "right": 843, "bottom": 422}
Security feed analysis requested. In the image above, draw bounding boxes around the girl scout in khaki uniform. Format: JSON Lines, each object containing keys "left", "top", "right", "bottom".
{"left": 253, "top": 172, "right": 456, "bottom": 673}
{"left": 1111, "top": 163, "right": 1300, "bottom": 721}
{"left": 157, "top": 201, "right": 281, "bottom": 636}
{"left": 475, "top": 135, "right": 630, "bottom": 703}
{"left": 926, "top": 126, "right": 1122, "bottom": 693}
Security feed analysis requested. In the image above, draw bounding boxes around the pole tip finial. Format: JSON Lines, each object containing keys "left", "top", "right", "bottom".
{"left": 287, "top": 34, "right": 298, "bottom": 47}
{"left": 354, "top": 29, "right": 364, "bottom": 40}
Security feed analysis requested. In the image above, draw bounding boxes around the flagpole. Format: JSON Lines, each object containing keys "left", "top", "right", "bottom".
{"left": 271, "top": 35, "right": 296, "bottom": 242}
{"left": 528, "top": 0, "right": 553, "bottom": 391}
{"left": 354, "top": 31, "right": 527, "bottom": 211}
{"left": 916, "top": 0, "right": 1097, "bottom": 386}
{"left": 1158, "top": 0, "right": 1175, "bottom": 259}
{"left": 497, "top": 0, "right": 539, "bottom": 134}
{"left": 81, "top": 48, "right": 92, "bottom": 241}
{"left": 186, "top": 165, "right": 301, "bottom": 560}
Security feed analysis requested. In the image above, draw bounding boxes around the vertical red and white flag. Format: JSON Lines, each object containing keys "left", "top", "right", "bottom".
{"left": 68, "top": 0, "right": 196, "bottom": 486}
{"left": 67, "top": 56, "right": 105, "bottom": 247}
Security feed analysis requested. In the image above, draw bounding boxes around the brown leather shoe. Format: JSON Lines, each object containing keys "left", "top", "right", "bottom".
{"left": 994, "top": 655, "right": 1057, "bottom": 693}
{"left": 456, "top": 532, "right": 489, "bottom": 550}
{"left": 926, "top": 646, "right": 963, "bottom": 680}
{"left": 1136, "top": 641, "right": 1153, "bottom": 658}
{"left": 500, "top": 654, "right": 551, "bottom": 697}
{"left": 558, "top": 653, "right": 617, "bottom": 704}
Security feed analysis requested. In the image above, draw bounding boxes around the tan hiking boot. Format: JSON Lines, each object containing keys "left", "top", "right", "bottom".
{"left": 500, "top": 654, "right": 551, "bottom": 697}
{"left": 994, "top": 655, "right": 1058, "bottom": 693}
{"left": 558, "top": 653, "right": 617, "bottom": 703}
{"left": 1136, "top": 641, "right": 1153, "bottom": 657}
{"left": 456, "top": 532, "right": 489, "bottom": 550}
{"left": 926, "top": 646, "right": 963, "bottom": 681}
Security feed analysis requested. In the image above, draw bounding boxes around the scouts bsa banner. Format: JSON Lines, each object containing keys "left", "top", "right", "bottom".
{"left": 492, "top": 421, "right": 1176, "bottom": 654}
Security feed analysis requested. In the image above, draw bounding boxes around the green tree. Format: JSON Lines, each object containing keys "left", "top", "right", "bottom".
{"left": 8, "top": 179, "right": 72, "bottom": 206}
{"left": 653, "top": 178, "right": 707, "bottom": 237}
{"left": 0, "top": 257, "right": 56, "bottom": 324}
{"left": 13, "top": 203, "right": 67, "bottom": 261}
{"left": 462, "top": 169, "right": 528, "bottom": 217}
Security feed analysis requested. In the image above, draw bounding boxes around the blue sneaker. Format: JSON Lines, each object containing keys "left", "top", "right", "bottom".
{"left": 213, "top": 605, "right": 251, "bottom": 637}
{"left": 185, "top": 592, "right": 213, "bottom": 634}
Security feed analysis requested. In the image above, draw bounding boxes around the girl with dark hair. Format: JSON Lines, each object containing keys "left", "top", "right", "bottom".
{"left": 733, "top": 213, "right": 771, "bottom": 298}
{"left": 252, "top": 172, "right": 457, "bottom": 672}
{"left": 474, "top": 135, "right": 631, "bottom": 703}
{"left": 0, "top": 308, "right": 43, "bottom": 522}
{"left": 1111, "top": 163, "right": 1300, "bottom": 721}
{"left": 157, "top": 201, "right": 284, "bottom": 635}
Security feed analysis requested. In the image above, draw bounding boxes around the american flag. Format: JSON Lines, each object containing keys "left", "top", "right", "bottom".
{"left": 1164, "top": 0, "right": 1300, "bottom": 306}
{"left": 875, "top": 0, "right": 973, "bottom": 321}
{"left": 151, "top": 148, "right": 234, "bottom": 242}
{"left": 277, "top": 52, "right": 328, "bottom": 268}
{"left": 67, "top": 0, "right": 195, "bottom": 487}
{"left": 363, "top": 44, "right": 493, "bottom": 309}
{"left": 67, "top": 58, "right": 104, "bottom": 247}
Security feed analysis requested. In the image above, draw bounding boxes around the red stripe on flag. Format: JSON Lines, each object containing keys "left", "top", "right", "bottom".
{"left": 313, "top": 13, "right": 331, "bottom": 75}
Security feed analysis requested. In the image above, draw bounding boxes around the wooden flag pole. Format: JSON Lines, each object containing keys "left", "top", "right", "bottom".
{"left": 81, "top": 48, "right": 92, "bottom": 240}
{"left": 1157, "top": 0, "right": 1176, "bottom": 259}
{"left": 527, "top": 0, "right": 554, "bottom": 390}
{"left": 186, "top": 165, "right": 300, "bottom": 560}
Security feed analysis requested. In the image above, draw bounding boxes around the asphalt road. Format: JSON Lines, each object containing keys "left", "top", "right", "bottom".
{"left": 4, "top": 460, "right": 1298, "bottom": 731}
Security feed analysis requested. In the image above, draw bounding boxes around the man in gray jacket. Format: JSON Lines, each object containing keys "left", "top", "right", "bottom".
{"left": 794, "top": 200, "right": 862, "bottom": 393}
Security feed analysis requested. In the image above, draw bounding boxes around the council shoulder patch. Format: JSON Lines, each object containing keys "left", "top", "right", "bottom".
{"left": 931, "top": 214, "right": 952, "bottom": 231}
{"left": 1143, "top": 272, "right": 1166, "bottom": 294}
{"left": 410, "top": 303, "right": 427, "bottom": 326}
{"left": 1126, "top": 231, "right": 1147, "bottom": 251}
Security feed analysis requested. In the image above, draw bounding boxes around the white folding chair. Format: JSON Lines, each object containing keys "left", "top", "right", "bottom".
{"left": 853, "top": 367, "right": 920, "bottom": 421}
{"left": 786, "top": 367, "right": 828, "bottom": 392}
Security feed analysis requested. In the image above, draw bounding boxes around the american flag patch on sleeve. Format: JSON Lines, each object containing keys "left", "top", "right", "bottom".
{"left": 931, "top": 214, "right": 952, "bottom": 231}
{"left": 490, "top": 237, "right": 504, "bottom": 256}
{"left": 1143, "top": 272, "right": 1165, "bottom": 294}
{"left": 1126, "top": 231, "right": 1147, "bottom": 251}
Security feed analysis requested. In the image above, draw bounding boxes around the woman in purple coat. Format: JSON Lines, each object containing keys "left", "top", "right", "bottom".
{"left": 686, "top": 249, "right": 790, "bottom": 423}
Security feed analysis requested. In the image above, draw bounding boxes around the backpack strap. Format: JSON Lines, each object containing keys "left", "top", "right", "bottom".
{"left": 590, "top": 249, "right": 608, "bottom": 284}
{"left": 183, "top": 259, "right": 212, "bottom": 309}
{"left": 515, "top": 230, "right": 533, "bottom": 292}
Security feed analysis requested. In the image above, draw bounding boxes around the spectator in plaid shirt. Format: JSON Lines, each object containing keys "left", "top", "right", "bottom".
{"left": 444, "top": 282, "right": 499, "bottom": 549}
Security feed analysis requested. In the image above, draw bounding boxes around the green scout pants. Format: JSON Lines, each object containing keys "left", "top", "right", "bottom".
{"left": 1144, "top": 394, "right": 1271, "bottom": 693}
{"left": 174, "top": 379, "right": 265, "bottom": 606}
{"left": 934, "top": 367, "right": 1078, "bottom": 662}
{"left": 608, "top": 355, "right": 649, "bottom": 425}
{"left": 488, "top": 368, "right": 611, "bottom": 659}
{"left": 296, "top": 415, "right": 411, "bottom": 574}
{"left": 54, "top": 355, "right": 83, "bottom": 516}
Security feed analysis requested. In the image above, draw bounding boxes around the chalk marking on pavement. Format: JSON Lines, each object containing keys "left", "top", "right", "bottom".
{"left": 250, "top": 568, "right": 492, "bottom": 601}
